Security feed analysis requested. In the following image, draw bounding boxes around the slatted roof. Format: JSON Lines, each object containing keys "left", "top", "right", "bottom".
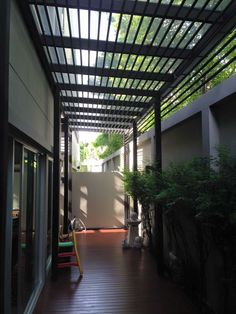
{"left": 21, "top": 0, "right": 236, "bottom": 134}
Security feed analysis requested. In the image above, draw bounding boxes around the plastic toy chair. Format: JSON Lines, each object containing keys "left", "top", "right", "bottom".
{"left": 57, "top": 230, "right": 83, "bottom": 275}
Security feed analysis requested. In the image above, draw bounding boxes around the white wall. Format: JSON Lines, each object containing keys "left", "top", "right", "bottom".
{"left": 72, "top": 172, "right": 124, "bottom": 229}
{"left": 9, "top": 0, "right": 53, "bottom": 152}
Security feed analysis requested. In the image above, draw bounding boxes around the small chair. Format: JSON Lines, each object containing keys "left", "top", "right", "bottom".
{"left": 57, "top": 229, "right": 83, "bottom": 275}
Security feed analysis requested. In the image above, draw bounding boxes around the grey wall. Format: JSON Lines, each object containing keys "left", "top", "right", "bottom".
{"left": 72, "top": 172, "right": 124, "bottom": 229}
{"left": 162, "top": 114, "right": 202, "bottom": 168}
{"left": 102, "top": 75, "right": 236, "bottom": 172}
{"left": 9, "top": 0, "right": 53, "bottom": 152}
{"left": 212, "top": 96, "right": 236, "bottom": 156}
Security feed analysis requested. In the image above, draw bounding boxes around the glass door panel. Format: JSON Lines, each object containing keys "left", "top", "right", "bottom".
{"left": 20, "top": 148, "right": 39, "bottom": 310}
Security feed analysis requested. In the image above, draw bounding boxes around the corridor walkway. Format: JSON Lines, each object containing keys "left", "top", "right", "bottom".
{"left": 35, "top": 230, "right": 200, "bottom": 314}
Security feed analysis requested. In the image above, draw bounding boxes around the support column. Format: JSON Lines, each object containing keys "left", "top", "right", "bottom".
{"left": 63, "top": 117, "right": 69, "bottom": 234}
{"left": 132, "top": 121, "right": 138, "bottom": 214}
{"left": 52, "top": 90, "right": 61, "bottom": 280}
{"left": 0, "top": 0, "right": 11, "bottom": 311}
{"left": 154, "top": 95, "right": 164, "bottom": 276}
{"left": 124, "top": 134, "right": 130, "bottom": 225}
{"left": 68, "top": 132, "right": 72, "bottom": 214}
{"left": 202, "top": 107, "right": 220, "bottom": 158}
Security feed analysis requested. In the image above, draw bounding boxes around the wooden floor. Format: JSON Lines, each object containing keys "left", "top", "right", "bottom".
{"left": 34, "top": 230, "right": 200, "bottom": 314}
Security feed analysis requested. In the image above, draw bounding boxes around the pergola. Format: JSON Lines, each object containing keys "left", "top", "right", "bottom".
{"left": 19, "top": 0, "right": 236, "bottom": 135}
{"left": 16, "top": 0, "right": 236, "bottom": 277}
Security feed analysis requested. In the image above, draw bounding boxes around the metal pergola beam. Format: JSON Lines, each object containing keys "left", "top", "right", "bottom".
{"left": 67, "top": 114, "right": 133, "bottom": 124}
{"left": 70, "top": 126, "right": 127, "bottom": 133}
{"left": 62, "top": 96, "right": 149, "bottom": 109}
{"left": 51, "top": 64, "right": 174, "bottom": 82}
{"left": 58, "top": 83, "right": 158, "bottom": 97}
{"left": 69, "top": 121, "right": 130, "bottom": 128}
{"left": 30, "top": 0, "right": 221, "bottom": 23}
{"left": 160, "top": 2, "right": 236, "bottom": 98}
{"left": 42, "top": 36, "right": 190, "bottom": 59}
{"left": 63, "top": 106, "right": 142, "bottom": 117}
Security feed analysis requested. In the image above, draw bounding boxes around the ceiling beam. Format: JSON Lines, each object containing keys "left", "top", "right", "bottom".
{"left": 70, "top": 126, "right": 127, "bottom": 133}
{"left": 63, "top": 106, "right": 142, "bottom": 117}
{"left": 50, "top": 64, "right": 174, "bottom": 82}
{"left": 67, "top": 114, "right": 133, "bottom": 123}
{"left": 69, "top": 121, "right": 130, "bottom": 128}
{"left": 41, "top": 36, "right": 190, "bottom": 59}
{"left": 61, "top": 96, "right": 149, "bottom": 109}
{"left": 30, "top": 0, "right": 220, "bottom": 23}
{"left": 58, "top": 83, "right": 158, "bottom": 97}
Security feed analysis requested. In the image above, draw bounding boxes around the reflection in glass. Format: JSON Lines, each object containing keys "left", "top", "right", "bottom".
{"left": 47, "top": 160, "right": 53, "bottom": 260}
{"left": 11, "top": 142, "right": 23, "bottom": 313}
{"left": 20, "top": 149, "right": 38, "bottom": 310}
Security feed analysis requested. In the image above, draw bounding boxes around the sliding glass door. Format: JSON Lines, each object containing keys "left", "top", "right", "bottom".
{"left": 20, "top": 148, "right": 39, "bottom": 310}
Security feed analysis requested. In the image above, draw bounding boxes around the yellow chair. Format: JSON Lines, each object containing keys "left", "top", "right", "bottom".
{"left": 57, "top": 230, "right": 83, "bottom": 275}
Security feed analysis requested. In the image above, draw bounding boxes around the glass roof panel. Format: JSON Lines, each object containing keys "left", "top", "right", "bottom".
{"left": 47, "top": 6, "right": 61, "bottom": 36}
{"left": 30, "top": 6, "right": 42, "bottom": 34}
{"left": 89, "top": 51, "right": 97, "bottom": 67}
{"left": 126, "top": 16, "right": 142, "bottom": 44}
{"left": 105, "top": 52, "right": 113, "bottom": 68}
{"left": 90, "top": 11, "right": 99, "bottom": 40}
{"left": 108, "top": 13, "right": 120, "bottom": 42}
{"left": 58, "top": 7, "right": 70, "bottom": 37}
{"left": 79, "top": 10, "right": 89, "bottom": 39}
{"left": 153, "top": 19, "right": 172, "bottom": 46}
{"left": 187, "top": 23, "right": 211, "bottom": 49}
{"left": 135, "top": 17, "right": 152, "bottom": 45}
{"left": 65, "top": 48, "right": 73, "bottom": 65}
{"left": 117, "top": 15, "right": 131, "bottom": 43}
{"left": 73, "top": 49, "right": 81, "bottom": 65}
{"left": 81, "top": 50, "right": 88, "bottom": 66}
{"left": 144, "top": 18, "right": 161, "bottom": 44}
{"left": 69, "top": 9, "right": 79, "bottom": 38}
{"left": 99, "top": 12, "right": 110, "bottom": 40}
{"left": 97, "top": 52, "right": 105, "bottom": 67}
{"left": 37, "top": 5, "right": 51, "bottom": 35}
{"left": 118, "top": 54, "right": 129, "bottom": 70}
{"left": 131, "top": 0, "right": 229, "bottom": 11}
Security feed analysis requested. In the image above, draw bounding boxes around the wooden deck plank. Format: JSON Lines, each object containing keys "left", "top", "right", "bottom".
{"left": 34, "top": 230, "right": 200, "bottom": 314}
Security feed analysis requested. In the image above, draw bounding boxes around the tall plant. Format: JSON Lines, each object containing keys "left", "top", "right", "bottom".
{"left": 123, "top": 167, "right": 161, "bottom": 246}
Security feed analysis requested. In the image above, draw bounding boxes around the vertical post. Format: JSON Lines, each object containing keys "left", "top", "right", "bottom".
{"left": 52, "top": 90, "right": 61, "bottom": 280}
{"left": 68, "top": 132, "right": 72, "bottom": 214}
{"left": 132, "top": 121, "right": 138, "bottom": 213}
{"left": 0, "top": 0, "right": 11, "bottom": 312}
{"left": 154, "top": 95, "right": 164, "bottom": 276}
{"left": 63, "top": 117, "right": 69, "bottom": 234}
{"left": 123, "top": 134, "right": 130, "bottom": 225}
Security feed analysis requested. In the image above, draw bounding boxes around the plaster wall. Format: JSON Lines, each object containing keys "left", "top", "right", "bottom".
{"left": 72, "top": 172, "right": 124, "bottom": 229}
{"left": 9, "top": 0, "right": 53, "bottom": 152}
{"left": 162, "top": 114, "right": 202, "bottom": 168}
{"left": 212, "top": 96, "right": 236, "bottom": 156}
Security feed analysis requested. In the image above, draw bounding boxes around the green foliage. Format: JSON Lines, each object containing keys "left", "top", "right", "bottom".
{"left": 79, "top": 142, "right": 89, "bottom": 163}
{"left": 93, "top": 133, "right": 123, "bottom": 159}
{"left": 124, "top": 150, "right": 236, "bottom": 245}
{"left": 123, "top": 167, "right": 160, "bottom": 211}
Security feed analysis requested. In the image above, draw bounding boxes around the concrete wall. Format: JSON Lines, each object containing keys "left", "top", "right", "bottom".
{"left": 162, "top": 114, "right": 202, "bottom": 168}
{"left": 9, "top": 0, "right": 53, "bottom": 152}
{"left": 72, "top": 172, "right": 124, "bottom": 229}
{"left": 212, "top": 96, "right": 236, "bottom": 157}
